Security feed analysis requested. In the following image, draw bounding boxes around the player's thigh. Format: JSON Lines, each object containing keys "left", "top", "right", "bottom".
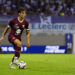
{"left": 14, "top": 39, "right": 22, "bottom": 47}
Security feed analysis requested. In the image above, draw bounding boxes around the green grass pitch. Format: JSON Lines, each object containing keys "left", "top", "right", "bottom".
{"left": 0, "top": 54, "right": 75, "bottom": 75}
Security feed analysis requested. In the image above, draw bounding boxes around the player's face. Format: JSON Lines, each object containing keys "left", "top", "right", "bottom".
{"left": 19, "top": 11, "right": 26, "bottom": 19}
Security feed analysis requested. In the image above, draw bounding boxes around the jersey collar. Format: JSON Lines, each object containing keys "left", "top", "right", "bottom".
{"left": 17, "top": 17, "right": 24, "bottom": 23}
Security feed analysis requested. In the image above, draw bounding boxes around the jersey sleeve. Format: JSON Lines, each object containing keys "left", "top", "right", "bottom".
{"left": 8, "top": 20, "right": 14, "bottom": 28}
{"left": 25, "top": 20, "right": 29, "bottom": 30}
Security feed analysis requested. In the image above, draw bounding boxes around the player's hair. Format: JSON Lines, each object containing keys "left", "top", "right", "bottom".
{"left": 18, "top": 7, "right": 25, "bottom": 13}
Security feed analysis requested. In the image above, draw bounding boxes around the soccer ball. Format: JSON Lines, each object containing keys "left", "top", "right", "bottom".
{"left": 18, "top": 61, "right": 26, "bottom": 69}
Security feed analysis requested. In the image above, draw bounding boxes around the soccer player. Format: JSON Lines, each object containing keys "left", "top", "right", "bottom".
{"left": 0, "top": 7, "right": 30, "bottom": 69}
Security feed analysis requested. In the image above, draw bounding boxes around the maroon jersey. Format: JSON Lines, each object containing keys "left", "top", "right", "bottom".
{"left": 8, "top": 18, "right": 29, "bottom": 40}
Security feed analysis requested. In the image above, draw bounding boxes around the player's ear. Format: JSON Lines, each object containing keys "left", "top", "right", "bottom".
{"left": 18, "top": 13, "right": 20, "bottom": 16}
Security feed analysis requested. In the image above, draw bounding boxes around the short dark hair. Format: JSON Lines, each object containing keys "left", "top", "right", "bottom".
{"left": 18, "top": 7, "right": 25, "bottom": 13}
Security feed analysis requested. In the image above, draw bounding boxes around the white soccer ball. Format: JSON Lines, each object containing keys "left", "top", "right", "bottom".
{"left": 18, "top": 61, "right": 27, "bottom": 69}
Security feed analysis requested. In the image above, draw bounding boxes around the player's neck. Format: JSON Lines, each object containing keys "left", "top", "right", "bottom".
{"left": 18, "top": 17, "right": 24, "bottom": 23}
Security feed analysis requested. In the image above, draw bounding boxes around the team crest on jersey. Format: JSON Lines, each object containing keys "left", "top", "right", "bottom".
{"left": 14, "top": 24, "right": 19, "bottom": 29}
{"left": 22, "top": 25, "right": 25, "bottom": 28}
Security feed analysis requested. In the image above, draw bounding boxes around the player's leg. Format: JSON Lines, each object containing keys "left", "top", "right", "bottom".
{"left": 9, "top": 39, "right": 22, "bottom": 69}
{"left": 12, "top": 39, "right": 22, "bottom": 63}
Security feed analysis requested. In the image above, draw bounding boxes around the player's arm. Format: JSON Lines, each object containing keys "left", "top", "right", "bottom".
{"left": 0, "top": 25, "right": 10, "bottom": 43}
{"left": 26, "top": 29, "right": 30, "bottom": 48}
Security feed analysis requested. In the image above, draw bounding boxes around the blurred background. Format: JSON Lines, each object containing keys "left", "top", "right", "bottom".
{"left": 0, "top": 0, "right": 75, "bottom": 16}
{"left": 0, "top": 0, "right": 75, "bottom": 54}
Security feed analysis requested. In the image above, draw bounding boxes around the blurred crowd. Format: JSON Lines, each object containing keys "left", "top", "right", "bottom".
{"left": 0, "top": 0, "right": 75, "bottom": 16}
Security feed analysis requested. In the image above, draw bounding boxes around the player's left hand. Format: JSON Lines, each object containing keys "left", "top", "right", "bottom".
{"left": 27, "top": 42, "right": 30, "bottom": 48}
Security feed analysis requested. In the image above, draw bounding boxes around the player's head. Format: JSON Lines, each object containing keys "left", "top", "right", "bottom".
{"left": 18, "top": 7, "right": 26, "bottom": 19}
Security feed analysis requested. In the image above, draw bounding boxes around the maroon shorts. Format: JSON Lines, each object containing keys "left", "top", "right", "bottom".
{"left": 8, "top": 35, "right": 16, "bottom": 44}
{"left": 8, "top": 35, "right": 21, "bottom": 51}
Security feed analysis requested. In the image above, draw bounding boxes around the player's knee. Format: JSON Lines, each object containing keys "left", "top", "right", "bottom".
{"left": 17, "top": 42, "right": 22, "bottom": 47}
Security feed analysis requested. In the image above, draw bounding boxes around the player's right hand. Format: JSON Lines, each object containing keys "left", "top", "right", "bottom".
{"left": 0, "top": 37, "right": 4, "bottom": 43}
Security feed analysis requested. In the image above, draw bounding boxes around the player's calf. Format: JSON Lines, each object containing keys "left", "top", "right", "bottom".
{"left": 12, "top": 56, "right": 19, "bottom": 64}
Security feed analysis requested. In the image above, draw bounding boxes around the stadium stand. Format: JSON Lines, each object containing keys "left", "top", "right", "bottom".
{"left": 0, "top": 0, "right": 75, "bottom": 16}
